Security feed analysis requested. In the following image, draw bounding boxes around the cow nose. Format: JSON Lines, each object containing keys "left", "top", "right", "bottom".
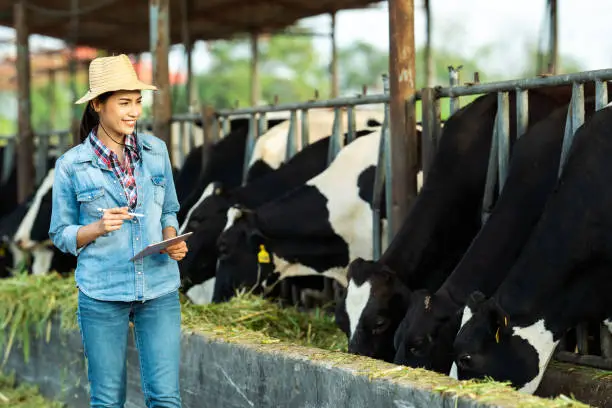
{"left": 456, "top": 353, "right": 473, "bottom": 369}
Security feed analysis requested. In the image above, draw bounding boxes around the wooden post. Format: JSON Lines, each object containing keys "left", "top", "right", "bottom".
{"left": 388, "top": 0, "right": 418, "bottom": 238}
{"left": 69, "top": 0, "right": 80, "bottom": 147}
{"left": 250, "top": 32, "right": 259, "bottom": 106}
{"left": 424, "top": 0, "right": 433, "bottom": 87}
{"left": 330, "top": 12, "right": 339, "bottom": 98}
{"left": 150, "top": 0, "right": 173, "bottom": 159}
{"left": 14, "top": 1, "right": 35, "bottom": 203}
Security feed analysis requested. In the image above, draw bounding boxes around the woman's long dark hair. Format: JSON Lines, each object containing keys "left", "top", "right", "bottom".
{"left": 79, "top": 91, "right": 113, "bottom": 143}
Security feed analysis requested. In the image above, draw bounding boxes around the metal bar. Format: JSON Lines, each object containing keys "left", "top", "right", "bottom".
{"left": 285, "top": 110, "right": 298, "bottom": 160}
{"left": 300, "top": 109, "right": 309, "bottom": 149}
{"left": 571, "top": 83, "right": 585, "bottom": 135}
{"left": 372, "top": 104, "right": 389, "bottom": 261}
{"left": 217, "top": 94, "right": 391, "bottom": 116}
{"left": 575, "top": 323, "right": 589, "bottom": 355}
{"left": 257, "top": 112, "right": 267, "bottom": 139}
{"left": 448, "top": 66, "right": 461, "bottom": 115}
{"left": 14, "top": 0, "right": 34, "bottom": 203}
{"left": 1, "top": 138, "right": 15, "bottom": 185}
{"left": 420, "top": 87, "right": 439, "bottom": 180}
{"left": 497, "top": 92, "right": 511, "bottom": 193}
{"left": 250, "top": 32, "right": 260, "bottom": 106}
{"left": 516, "top": 89, "right": 529, "bottom": 139}
{"left": 481, "top": 115, "right": 499, "bottom": 225}
{"left": 554, "top": 351, "right": 612, "bottom": 371}
{"left": 595, "top": 80, "right": 609, "bottom": 111}
{"left": 242, "top": 114, "right": 257, "bottom": 185}
{"left": 222, "top": 117, "right": 230, "bottom": 136}
{"left": 440, "top": 69, "right": 612, "bottom": 97}
{"left": 558, "top": 83, "right": 584, "bottom": 177}
{"left": 600, "top": 323, "right": 612, "bottom": 359}
{"left": 36, "top": 132, "right": 48, "bottom": 184}
{"left": 149, "top": 0, "right": 172, "bottom": 162}
{"left": 346, "top": 106, "right": 356, "bottom": 143}
{"left": 327, "top": 107, "right": 343, "bottom": 164}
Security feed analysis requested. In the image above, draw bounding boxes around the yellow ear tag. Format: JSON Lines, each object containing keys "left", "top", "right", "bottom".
{"left": 0, "top": 246, "right": 5, "bottom": 257}
{"left": 495, "top": 327, "right": 500, "bottom": 343}
{"left": 257, "top": 245, "right": 270, "bottom": 264}
{"left": 504, "top": 317, "right": 508, "bottom": 327}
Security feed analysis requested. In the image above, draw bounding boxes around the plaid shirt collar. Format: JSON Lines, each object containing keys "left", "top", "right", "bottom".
{"left": 88, "top": 126, "right": 140, "bottom": 209}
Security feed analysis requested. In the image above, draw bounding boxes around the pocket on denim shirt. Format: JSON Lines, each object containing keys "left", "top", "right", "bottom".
{"left": 151, "top": 175, "right": 166, "bottom": 207}
{"left": 77, "top": 187, "right": 106, "bottom": 218}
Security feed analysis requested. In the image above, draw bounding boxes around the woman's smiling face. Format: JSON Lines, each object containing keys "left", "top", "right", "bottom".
{"left": 93, "top": 90, "right": 142, "bottom": 136}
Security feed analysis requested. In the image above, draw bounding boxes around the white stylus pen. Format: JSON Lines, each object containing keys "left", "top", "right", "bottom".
{"left": 97, "top": 208, "right": 144, "bottom": 217}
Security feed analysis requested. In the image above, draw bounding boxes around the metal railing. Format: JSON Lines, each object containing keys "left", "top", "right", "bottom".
{"left": 417, "top": 67, "right": 612, "bottom": 371}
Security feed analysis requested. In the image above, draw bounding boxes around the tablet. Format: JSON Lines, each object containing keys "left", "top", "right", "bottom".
{"left": 130, "top": 232, "right": 193, "bottom": 261}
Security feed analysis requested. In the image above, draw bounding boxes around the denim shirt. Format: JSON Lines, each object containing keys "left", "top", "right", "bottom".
{"left": 49, "top": 131, "right": 181, "bottom": 302}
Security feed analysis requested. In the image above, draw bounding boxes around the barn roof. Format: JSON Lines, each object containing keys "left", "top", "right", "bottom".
{"left": 0, "top": 0, "right": 380, "bottom": 53}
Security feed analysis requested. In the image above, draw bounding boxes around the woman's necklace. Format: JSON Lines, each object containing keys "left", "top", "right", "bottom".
{"left": 99, "top": 121, "right": 126, "bottom": 147}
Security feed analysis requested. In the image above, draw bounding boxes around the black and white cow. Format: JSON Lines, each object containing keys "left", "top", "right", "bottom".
{"left": 0, "top": 145, "right": 18, "bottom": 219}
{"left": 179, "top": 127, "right": 381, "bottom": 304}
{"left": 176, "top": 117, "right": 286, "bottom": 224}
{"left": 213, "top": 127, "right": 424, "bottom": 303}
{"left": 334, "top": 88, "right": 573, "bottom": 363}
{"left": 452, "top": 103, "right": 612, "bottom": 394}
{"left": 177, "top": 109, "right": 384, "bottom": 234}
{"left": 392, "top": 98, "right": 601, "bottom": 374}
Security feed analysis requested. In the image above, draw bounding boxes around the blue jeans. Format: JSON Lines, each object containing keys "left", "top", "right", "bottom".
{"left": 77, "top": 289, "right": 182, "bottom": 408}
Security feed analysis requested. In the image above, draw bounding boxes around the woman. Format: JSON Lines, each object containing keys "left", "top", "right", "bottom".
{"left": 49, "top": 54, "right": 187, "bottom": 408}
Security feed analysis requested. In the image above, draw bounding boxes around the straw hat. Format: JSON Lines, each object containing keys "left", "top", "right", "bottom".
{"left": 75, "top": 54, "right": 157, "bottom": 104}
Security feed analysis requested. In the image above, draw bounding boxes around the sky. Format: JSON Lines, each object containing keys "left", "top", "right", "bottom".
{"left": 1, "top": 0, "right": 611, "bottom": 83}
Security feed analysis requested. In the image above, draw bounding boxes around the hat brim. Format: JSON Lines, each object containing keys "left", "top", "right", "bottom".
{"left": 75, "top": 80, "right": 158, "bottom": 104}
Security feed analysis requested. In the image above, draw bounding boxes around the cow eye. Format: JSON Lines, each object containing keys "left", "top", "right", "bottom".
{"left": 371, "top": 317, "right": 389, "bottom": 335}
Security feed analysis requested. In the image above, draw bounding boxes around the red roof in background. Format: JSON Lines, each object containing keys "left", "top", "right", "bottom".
{"left": 0, "top": 46, "right": 187, "bottom": 91}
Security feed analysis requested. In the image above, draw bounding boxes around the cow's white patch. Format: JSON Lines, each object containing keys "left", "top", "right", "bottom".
{"left": 449, "top": 305, "right": 473, "bottom": 379}
{"left": 179, "top": 183, "right": 215, "bottom": 234}
{"left": 248, "top": 108, "right": 384, "bottom": 170}
{"left": 223, "top": 207, "right": 243, "bottom": 233}
{"left": 604, "top": 319, "right": 612, "bottom": 334}
{"left": 346, "top": 279, "right": 372, "bottom": 340}
{"left": 266, "top": 129, "right": 421, "bottom": 288}
{"left": 186, "top": 277, "right": 216, "bottom": 305}
{"left": 13, "top": 169, "right": 55, "bottom": 249}
{"left": 512, "top": 319, "right": 558, "bottom": 394}
{"left": 31, "top": 247, "right": 54, "bottom": 275}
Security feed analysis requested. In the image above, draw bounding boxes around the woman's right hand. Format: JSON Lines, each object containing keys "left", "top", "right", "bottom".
{"left": 97, "top": 207, "right": 133, "bottom": 236}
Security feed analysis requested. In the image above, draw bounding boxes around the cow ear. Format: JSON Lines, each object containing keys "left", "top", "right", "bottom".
{"left": 466, "top": 291, "right": 487, "bottom": 310}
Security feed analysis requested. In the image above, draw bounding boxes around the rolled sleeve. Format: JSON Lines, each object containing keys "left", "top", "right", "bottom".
{"left": 160, "top": 143, "right": 180, "bottom": 233}
{"left": 48, "top": 159, "right": 83, "bottom": 256}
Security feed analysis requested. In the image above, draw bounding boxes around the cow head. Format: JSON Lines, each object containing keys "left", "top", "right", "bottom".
{"left": 214, "top": 206, "right": 276, "bottom": 302}
{"left": 392, "top": 289, "right": 463, "bottom": 374}
{"left": 335, "top": 257, "right": 410, "bottom": 363}
{"left": 452, "top": 291, "right": 543, "bottom": 393}
{"left": 179, "top": 185, "right": 232, "bottom": 291}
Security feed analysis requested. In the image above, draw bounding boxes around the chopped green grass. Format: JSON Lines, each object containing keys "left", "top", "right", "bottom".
{"left": 0, "top": 371, "right": 65, "bottom": 407}
{"left": 0, "top": 272, "right": 593, "bottom": 407}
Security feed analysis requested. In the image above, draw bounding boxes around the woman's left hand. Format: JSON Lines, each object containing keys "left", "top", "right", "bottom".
{"left": 162, "top": 241, "right": 188, "bottom": 261}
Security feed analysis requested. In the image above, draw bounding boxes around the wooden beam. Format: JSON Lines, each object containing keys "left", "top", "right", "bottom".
{"left": 14, "top": 0, "right": 35, "bottom": 204}
{"left": 330, "top": 12, "right": 338, "bottom": 98}
{"left": 149, "top": 0, "right": 173, "bottom": 161}
{"left": 549, "top": 0, "right": 558, "bottom": 74}
{"left": 388, "top": 0, "right": 417, "bottom": 238}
